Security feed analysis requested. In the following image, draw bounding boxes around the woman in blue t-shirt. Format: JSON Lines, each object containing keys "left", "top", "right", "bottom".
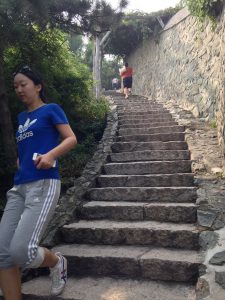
{"left": 0, "top": 66, "right": 77, "bottom": 299}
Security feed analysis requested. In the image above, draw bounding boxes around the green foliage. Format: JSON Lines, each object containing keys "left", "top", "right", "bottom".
{"left": 183, "top": 0, "right": 224, "bottom": 24}
{"left": 0, "top": 26, "right": 109, "bottom": 215}
{"left": 101, "top": 56, "right": 123, "bottom": 90}
{"left": 0, "top": 0, "right": 93, "bottom": 48}
{"left": 3, "top": 26, "right": 108, "bottom": 144}
{"left": 60, "top": 98, "right": 109, "bottom": 178}
{"left": 59, "top": 101, "right": 107, "bottom": 177}
{"left": 215, "top": 172, "right": 224, "bottom": 179}
{"left": 106, "top": 23, "right": 141, "bottom": 58}
{"left": 86, "top": 0, "right": 128, "bottom": 36}
{"left": 67, "top": 34, "right": 84, "bottom": 56}
{"left": 209, "top": 119, "right": 217, "bottom": 128}
{"left": 176, "top": 1, "right": 186, "bottom": 9}
{"left": 105, "top": 8, "right": 180, "bottom": 58}
{"left": 3, "top": 27, "right": 92, "bottom": 126}
{"left": 82, "top": 39, "right": 94, "bottom": 71}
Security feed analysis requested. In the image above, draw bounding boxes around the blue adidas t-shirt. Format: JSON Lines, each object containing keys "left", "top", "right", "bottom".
{"left": 14, "top": 103, "right": 69, "bottom": 185}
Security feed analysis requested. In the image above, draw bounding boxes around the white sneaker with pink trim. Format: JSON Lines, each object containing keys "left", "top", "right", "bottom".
{"left": 50, "top": 252, "right": 67, "bottom": 296}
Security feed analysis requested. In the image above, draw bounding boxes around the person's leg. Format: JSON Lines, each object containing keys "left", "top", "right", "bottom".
{"left": 123, "top": 78, "right": 129, "bottom": 99}
{"left": 9, "top": 179, "right": 65, "bottom": 296}
{"left": 0, "top": 186, "right": 25, "bottom": 300}
{"left": 121, "top": 77, "right": 124, "bottom": 94}
{"left": 124, "top": 87, "right": 129, "bottom": 98}
{"left": 41, "top": 248, "right": 59, "bottom": 267}
{"left": 0, "top": 267, "right": 21, "bottom": 300}
{"left": 9, "top": 179, "right": 60, "bottom": 269}
{"left": 127, "top": 77, "right": 132, "bottom": 95}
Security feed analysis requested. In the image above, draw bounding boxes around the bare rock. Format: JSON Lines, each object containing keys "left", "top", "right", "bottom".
{"left": 196, "top": 277, "right": 210, "bottom": 299}
{"left": 209, "top": 250, "right": 225, "bottom": 265}
{"left": 215, "top": 271, "right": 225, "bottom": 289}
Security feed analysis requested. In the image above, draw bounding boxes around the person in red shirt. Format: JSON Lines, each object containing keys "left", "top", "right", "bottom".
{"left": 120, "top": 62, "right": 133, "bottom": 99}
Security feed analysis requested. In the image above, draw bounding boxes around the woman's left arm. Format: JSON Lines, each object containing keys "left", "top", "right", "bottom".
{"left": 49, "top": 124, "right": 77, "bottom": 158}
{"left": 35, "top": 124, "right": 77, "bottom": 169}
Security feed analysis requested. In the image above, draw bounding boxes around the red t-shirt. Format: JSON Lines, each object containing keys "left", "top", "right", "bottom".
{"left": 121, "top": 67, "right": 133, "bottom": 78}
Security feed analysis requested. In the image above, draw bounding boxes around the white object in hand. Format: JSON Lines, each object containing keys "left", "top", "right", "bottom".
{"left": 32, "top": 153, "right": 56, "bottom": 167}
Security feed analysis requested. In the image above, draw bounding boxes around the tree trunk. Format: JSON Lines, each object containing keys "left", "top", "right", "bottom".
{"left": 93, "top": 32, "right": 111, "bottom": 99}
{"left": 93, "top": 40, "right": 96, "bottom": 92}
{"left": 93, "top": 35, "right": 101, "bottom": 99}
{"left": 0, "top": 49, "right": 17, "bottom": 168}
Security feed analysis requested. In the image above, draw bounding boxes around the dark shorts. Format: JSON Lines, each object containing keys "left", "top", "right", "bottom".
{"left": 123, "top": 77, "right": 132, "bottom": 88}
{"left": 112, "top": 83, "right": 118, "bottom": 89}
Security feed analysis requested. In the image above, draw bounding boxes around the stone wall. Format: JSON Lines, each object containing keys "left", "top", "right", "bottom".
{"left": 129, "top": 7, "right": 225, "bottom": 164}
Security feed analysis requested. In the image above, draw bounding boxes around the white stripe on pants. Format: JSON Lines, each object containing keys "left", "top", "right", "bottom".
{"left": 0, "top": 179, "right": 61, "bottom": 269}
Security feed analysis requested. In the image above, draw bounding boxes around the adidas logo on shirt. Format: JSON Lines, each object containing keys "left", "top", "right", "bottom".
{"left": 16, "top": 118, "right": 37, "bottom": 142}
{"left": 18, "top": 118, "right": 37, "bottom": 133}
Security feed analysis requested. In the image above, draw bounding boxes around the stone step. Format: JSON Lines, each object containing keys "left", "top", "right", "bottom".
{"left": 61, "top": 221, "right": 199, "bottom": 249}
{"left": 21, "top": 275, "right": 196, "bottom": 300}
{"left": 118, "top": 110, "right": 170, "bottom": 116}
{"left": 97, "top": 173, "right": 194, "bottom": 187}
{"left": 117, "top": 107, "right": 164, "bottom": 111}
{"left": 80, "top": 201, "right": 197, "bottom": 223}
{"left": 111, "top": 141, "right": 188, "bottom": 152}
{"left": 118, "top": 113, "right": 172, "bottom": 120}
{"left": 87, "top": 187, "right": 197, "bottom": 203}
{"left": 118, "top": 125, "right": 185, "bottom": 136}
{"left": 115, "top": 99, "right": 150, "bottom": 102}
{"left": 121, "top": 121, "right": 178, "bottom": 128}
{"left": 115, "top": 101, "right": 160, "bottom": 105}
{"left": 57, "top": 244, "right": 202, "bottom": 282}
{"left": 118, "top": 109, "right": 167, "bottom": 114}
{"left": 104, "top": 160, "right": 192, "bottom": 175}
{"left": 116, "top": 132, "right": 185, "bottom": 142}
{"left": 118, "top": 118, "right": 175, "bottom": 125}
{"left": 116, "top": 101, "right": 162, "bottom": 104}
{"left": 115, "top": 99, "right": 151, "bottom": 102}
{"left": 119, "top": 116, "right": 173, "bottom": 124}
{"left": 109, "top": 150, "right": 190, "bottom": 162}
{"left": 117, "top": 108, "right": 165, "bottom": 112}
{"left": 116, "top": 104, "right": 163, "bottom": 108}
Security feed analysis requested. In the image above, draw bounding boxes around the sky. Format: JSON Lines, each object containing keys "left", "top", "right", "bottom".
{"left": 107, "top": 0, "right": 181, "bottom": 13}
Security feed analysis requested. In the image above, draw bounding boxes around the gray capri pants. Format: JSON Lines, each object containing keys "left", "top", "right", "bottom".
{"left": 0, "top": 179, "right": 61, "bottom": 270}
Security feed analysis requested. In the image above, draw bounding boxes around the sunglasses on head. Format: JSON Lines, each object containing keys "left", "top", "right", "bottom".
{"left": 13, "top": 65, "right": 33, "bottom": 77}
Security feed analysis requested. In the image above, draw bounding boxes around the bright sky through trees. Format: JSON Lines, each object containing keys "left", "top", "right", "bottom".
{"left": 107, "top": 0, "right": 181, "bottom": 13}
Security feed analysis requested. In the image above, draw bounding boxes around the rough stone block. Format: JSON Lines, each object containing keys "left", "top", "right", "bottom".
{"left": 209, "top": 250, "right": 225, "bottom": 265}
{"left": 215, "top": 271, "right": 225, "bottom": 289}
{"left": 196, "top": 277, "right": 210, "bottom": 299}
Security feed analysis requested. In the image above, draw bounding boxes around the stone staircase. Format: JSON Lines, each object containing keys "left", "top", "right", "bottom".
{"left": 21, "top": 95, "right": 203, "bottom": 299}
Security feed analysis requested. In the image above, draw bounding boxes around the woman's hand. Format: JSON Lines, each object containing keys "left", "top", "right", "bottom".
{"left": 34, "top": 153, "right": 56, "bottom": 169}
{"left": 34, "top": 124, "right": 77, "bottom": 169}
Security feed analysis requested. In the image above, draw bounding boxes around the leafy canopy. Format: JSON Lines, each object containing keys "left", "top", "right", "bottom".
{"left": 0, "top": 0, "right": 93, "bottom": 47}
{"left": 105, "top": 7, "right": 180, "bottom": 59}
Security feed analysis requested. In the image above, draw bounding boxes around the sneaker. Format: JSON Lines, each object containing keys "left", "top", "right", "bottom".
{"left": 50, "top": 252, "right": 67, "bottom": 296}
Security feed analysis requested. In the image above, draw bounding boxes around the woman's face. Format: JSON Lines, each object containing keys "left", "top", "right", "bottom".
{"left": 14, "top": 73, "right": 41, "bottom": 105}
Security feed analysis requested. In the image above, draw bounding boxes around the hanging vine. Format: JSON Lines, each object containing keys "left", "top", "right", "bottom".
{"left": 183, "top": 0, "right": 224, "bottom": 24}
